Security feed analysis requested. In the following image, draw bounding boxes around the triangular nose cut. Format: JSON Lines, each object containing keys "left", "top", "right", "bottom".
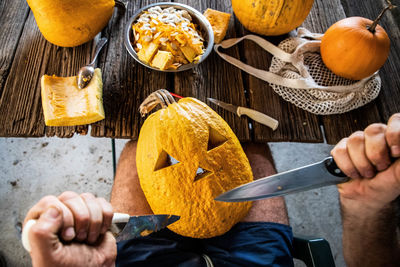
{"left": 207, "top": 127, "right": 228, "bottom": 151}
{"left": 154, "top": 150, "right": 180, "bottom": 171}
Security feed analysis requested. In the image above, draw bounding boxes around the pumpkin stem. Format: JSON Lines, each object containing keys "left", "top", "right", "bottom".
{"left": 139, "top": 89, "right": 177, "bottom": 116}
{"left": 368, "top": 0, "right": 396, "bottom": 33}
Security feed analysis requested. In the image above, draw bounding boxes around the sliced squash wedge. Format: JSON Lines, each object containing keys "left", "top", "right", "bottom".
{"left": 41, "top": 68, "right": 105, "bottom": 126}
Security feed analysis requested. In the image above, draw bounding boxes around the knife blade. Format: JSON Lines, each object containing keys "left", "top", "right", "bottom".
{"left": 215, "top": 157, "right": 349, "bottom": 202}
{"left": 112, "top": 213, "right": 180, "bottom": 242}
{"left": 207, "top": 98, "right": 279, "bottom": 130}
{"left": 22, "top": 212, "right": 180, "bottom": 251}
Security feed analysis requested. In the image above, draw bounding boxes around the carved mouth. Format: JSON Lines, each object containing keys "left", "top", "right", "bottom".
{"left": 194, "top": 166, "right": 212, "bottom": 182}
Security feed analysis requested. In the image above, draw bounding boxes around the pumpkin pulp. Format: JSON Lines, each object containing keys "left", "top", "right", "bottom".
{"left": 41, "top": 69, "right": 105, "bottom": 126}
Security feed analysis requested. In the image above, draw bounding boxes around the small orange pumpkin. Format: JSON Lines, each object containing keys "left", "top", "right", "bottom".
{"left": 320, "top": 2, "right": 394, "bottom": 80}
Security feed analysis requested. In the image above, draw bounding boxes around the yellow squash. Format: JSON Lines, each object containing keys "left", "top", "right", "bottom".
{"left": 232, "top": 0, "right": 314, "bottom": 36}
{"left": 137, "top": 91, "right": 253, "bottom": 238}
{"left": 27, "top": 0, "right": 115, "bottom": 47}
{"left": 41, "top": 68, "right": 105, "bottom": 126}
{"left": 203, "top": 8, "right": 231, "bottom": 44}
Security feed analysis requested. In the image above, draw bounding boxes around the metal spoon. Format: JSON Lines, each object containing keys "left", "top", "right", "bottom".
{"left": 77, "top": 37, "right": 108, "bottom": 89}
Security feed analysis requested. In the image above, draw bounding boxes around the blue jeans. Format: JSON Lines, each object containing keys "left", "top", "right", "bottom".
{"left": 117, "top": 222, "right": 294, "bottom": 267}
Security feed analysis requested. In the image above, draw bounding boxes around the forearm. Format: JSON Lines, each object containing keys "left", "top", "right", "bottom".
{"left": 341, "top": 197, "right": 400, "bottom": 267}
{"left": 110, "top": 141, "right": 153, "bottom": 215}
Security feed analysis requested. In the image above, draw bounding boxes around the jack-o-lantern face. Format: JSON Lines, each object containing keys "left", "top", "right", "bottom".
{"left": 137, "top": 92, "right": 252, "bottom": 238}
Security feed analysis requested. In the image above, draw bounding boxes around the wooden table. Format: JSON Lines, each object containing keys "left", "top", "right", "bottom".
{"left": 0, "top": 0, "right": 399, "bottom": 144}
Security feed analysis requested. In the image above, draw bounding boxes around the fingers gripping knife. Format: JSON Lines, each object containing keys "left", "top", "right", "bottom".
{"left": 22, "top": 213, "right": 180, "bottom": 252}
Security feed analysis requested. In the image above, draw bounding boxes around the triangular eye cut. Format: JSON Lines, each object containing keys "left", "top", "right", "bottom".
{"left": 207, "top": 127, "right": 228, "bottom": 151}
{"left": 154, "top": 150, "right": 180, "bottom": 171}
{"left": 194, "top": 166, "right": 212, "bottom": 182}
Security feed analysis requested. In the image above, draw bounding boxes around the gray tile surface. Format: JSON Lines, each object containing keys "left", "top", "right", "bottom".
{"left": 270, "top": 142, "right": 344, "bottom": 267}
{"left": 0, "top": 137, "right": 345, "bottom": 267}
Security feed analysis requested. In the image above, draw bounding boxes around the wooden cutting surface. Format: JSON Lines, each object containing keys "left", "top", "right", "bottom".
{"left": 0, "top": 0, "right": 399, "bottom": 144}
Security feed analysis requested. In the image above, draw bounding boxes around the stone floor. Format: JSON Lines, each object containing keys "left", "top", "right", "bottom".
{"left": 0, "top": 135, "right": 344, "bottom": 267}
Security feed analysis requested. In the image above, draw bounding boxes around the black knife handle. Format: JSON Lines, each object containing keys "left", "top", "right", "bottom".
{"left": 325, "top": 157, "right": 347, "bottom": 177}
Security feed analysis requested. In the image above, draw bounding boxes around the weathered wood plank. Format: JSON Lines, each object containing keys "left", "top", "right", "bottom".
{"left": 0, "top": 12, "right": 48, "bottom": 137}
{"left": 0, "top": 0, "right": 29, "bottom": 97}
{"left": 173, "top": 0, "right": 251, "bottom": 141}
{"left": 341, "top": 0, "right": 400, "bottom": 122}
{"left": 236, "top": 25, "right": 323, "bottom": 142}
{"left": 1, "top": 0, "right": 397, "bottom": 141}
{"left": 90, "top": 0, "right": 170, "bottom": 139}
{"left": 303, "top": 0, "right": 381, "bottom": 144}
{"left": 0, "top": 8, "right": 93, "bottom": 138}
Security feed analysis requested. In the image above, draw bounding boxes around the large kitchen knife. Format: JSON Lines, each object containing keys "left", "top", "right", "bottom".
{"left": 22, "top": 213, "right": 180, "bottom": 252}
{"left": 215, "top": 157, "right": 349, "bottom": 202}
{"left": 207, "top": 98, "right": 279, "bottom": 130}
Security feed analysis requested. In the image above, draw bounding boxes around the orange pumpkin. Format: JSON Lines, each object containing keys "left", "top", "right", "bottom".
{"left": 26, "top": 0, "right": 115, "bottom": 47}
{"left": 320, "top": 3, "right": 394, "bottom": 80}
{"left": 136, "top": 90, "right": 253, "bottom": 238}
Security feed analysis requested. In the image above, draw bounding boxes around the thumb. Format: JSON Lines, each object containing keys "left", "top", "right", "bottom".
{"left": 97, "top": 232, "right": 117, "bottom": 266}
{"left": 28, "top": 206, "right": 63, "bottom": 255}
{"left": 371, "top": 158, "right": 400, "bottom": 204}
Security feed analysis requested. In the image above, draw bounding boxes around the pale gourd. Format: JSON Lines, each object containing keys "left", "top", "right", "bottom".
{"left": 231, "top": 0, "right": 315, "bottom": 36}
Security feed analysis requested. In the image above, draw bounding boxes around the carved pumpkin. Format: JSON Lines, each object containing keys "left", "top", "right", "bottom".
{"left": 231, "top": 0, "right": 315, "bottom": 36}
{"left": 26, "top": 0, "right": 115, "bottom": 47}
{"left": 320, "top": 3, "right": 393, "bottom": 80}
{"left": 136, "top": 90, "right": 253, "bottom": 238}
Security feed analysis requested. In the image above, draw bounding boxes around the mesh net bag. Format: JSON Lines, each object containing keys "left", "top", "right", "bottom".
{"left": 214, "top": 28, "right": 381, "bottom": 115}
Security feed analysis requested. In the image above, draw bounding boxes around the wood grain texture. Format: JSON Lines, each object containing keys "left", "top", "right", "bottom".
{"left": 0, "top": 0, "right": 29, "bottom": 97}
{"left": 0, "top": 9, "right": 93, "bottom": 137}
{"left": 0, "top": 0, "right": 399, "bottom": 142}
{"left": 340, "top": 0, "right": 400, "bottom": 122}
{"left": 90, "top": 0, "right": 170, "bottom": 139}
{"left": 0, "top": 12, "right": 48, "bottom": 137}
{"left": 173, "top": 0, "right": 251, "bottom": 141}
{"left": 236, "top": 25, "right": 323, "bottom": 142}
{"left": 302, "top": 0, "right": 382, "bottom": 144}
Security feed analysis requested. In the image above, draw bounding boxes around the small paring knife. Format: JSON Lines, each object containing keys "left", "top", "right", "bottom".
{"left": 207, "top": 98, "right": 279, "bottom": 130}
{"left": 22, "top": 213, "right": 180, "bottom": 252}
{"left": 215, "top": 157, "right": 349, "bottom": 202}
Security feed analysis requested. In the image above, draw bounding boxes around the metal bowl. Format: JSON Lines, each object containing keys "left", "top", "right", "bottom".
{"left": 124, "top": 2, "right": 214, "bottom": 72}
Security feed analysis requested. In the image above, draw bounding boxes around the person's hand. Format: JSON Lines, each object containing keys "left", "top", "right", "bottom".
{"left": 331, "top": 113, "right": 400, "bottom": 214}
{"left": 24, "top": 191, "right": 117, "bottom": 267}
